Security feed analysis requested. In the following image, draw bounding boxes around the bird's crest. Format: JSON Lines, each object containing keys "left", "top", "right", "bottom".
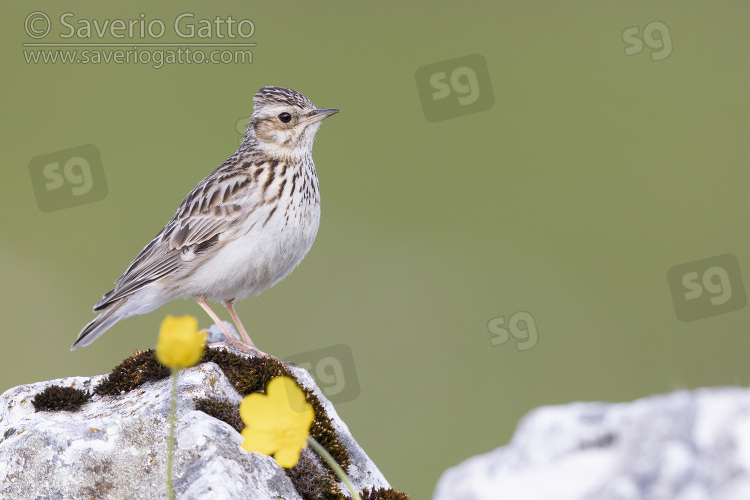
{"left": 253, "top": 86, "right": 314, "bottom": 111}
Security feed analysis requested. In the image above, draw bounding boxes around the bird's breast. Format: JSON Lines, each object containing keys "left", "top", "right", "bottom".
{"left": 179, "top": 196, "right": 320, "bottom": 302}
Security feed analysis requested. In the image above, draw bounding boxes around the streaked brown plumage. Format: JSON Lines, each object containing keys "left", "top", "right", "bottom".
{"left": 72, "top": 86, "right": 338, "bottom": 356}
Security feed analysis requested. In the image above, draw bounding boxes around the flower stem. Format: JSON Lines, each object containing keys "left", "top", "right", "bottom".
{"left": 307, "top": 436, "right": 361, "bottom": 500}
{"left": 167, "top": 369, "right": 179, "bottom": 500}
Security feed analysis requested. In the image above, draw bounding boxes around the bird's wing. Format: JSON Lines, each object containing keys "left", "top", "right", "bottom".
{"left": 94, "top": 162, "right": 270, "bottom": 311}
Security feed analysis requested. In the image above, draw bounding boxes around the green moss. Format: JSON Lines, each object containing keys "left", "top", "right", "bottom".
{"left": 202, "top": 348, "right": 292, "bottom": 395}
{"left": 200, "top": 348, "right": 350, "bottom": 473}
{"left": 194, "top": 396, "right": 243, "bottom": 433}
{"left": 304, "top": 387, "right": 350, "bottom": 472}
{"left": 359, "top": 487, "right": 411, "bottom": 500}
{"left": 285, "top": 448, "right": 343, "bottom": 500}
{"left": 32, "top": 385, "right": 90, "bottom": 412}
{"left": 94, "top": 349, "right": 170, "bottom": 396}
{"left": 94, "top": 347, "right": 363, "bottom": 498}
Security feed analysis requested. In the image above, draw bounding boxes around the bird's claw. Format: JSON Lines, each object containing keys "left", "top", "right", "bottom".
{"left": 208, "top": 339, "right": 275, "bottom": 360}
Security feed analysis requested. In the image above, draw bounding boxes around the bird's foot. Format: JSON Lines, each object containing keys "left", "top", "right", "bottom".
{"left": 207, "top": 339, "right": 295, "bottom": 366}
{"left": 208, "top": 338, "right": 275, "bottom": 359}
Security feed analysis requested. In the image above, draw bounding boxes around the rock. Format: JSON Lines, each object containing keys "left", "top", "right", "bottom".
{"left": 205, "top": 321, "right": 239, "bottom": 344}
{"left": 0, "top": 346, "right": 389, "bottom": 499}
{"left": 433, "top": 388, "right": 750, "bottom": 500}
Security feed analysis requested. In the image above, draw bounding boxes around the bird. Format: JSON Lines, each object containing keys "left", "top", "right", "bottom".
{"left": 71, "top": 86, "right": 338, "bottom": 356}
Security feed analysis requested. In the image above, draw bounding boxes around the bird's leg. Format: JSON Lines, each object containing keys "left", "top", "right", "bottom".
{"left": 195, "top": 297, "right": 251, "bottom": 353}
{"left": 222, "top": 300, "right": 253, "bottom": 346}
{"left": 195, "top": 297, "right": 236, "bottom": 340}
{"left": 222, "top": 300, "right": 275, "bottom": 359}
{"left": 194, "top": 297, "right": 271, "bottom": 358}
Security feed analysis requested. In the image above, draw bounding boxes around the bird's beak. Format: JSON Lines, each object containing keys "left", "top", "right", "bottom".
{"left": 301, "top": 108, "right": 339, "bottom": 125}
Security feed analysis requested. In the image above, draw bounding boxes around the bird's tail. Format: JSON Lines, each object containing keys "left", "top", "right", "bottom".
{"left": 71, "top": 297, "right": 129, "bottom": 350}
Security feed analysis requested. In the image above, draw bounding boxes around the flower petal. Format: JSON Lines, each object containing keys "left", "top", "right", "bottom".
{"left": 238, "top": 376, "right": 314, "bottom": 469}
{"left": 155, "top": 315, "right": 205, "bottom": 368}
{"left": 267, "top": 377, "right": 312, "bottom": 415}
{"left": 241, "top": 427, "right": 276, "bottom": 455}
{"left": 239, "top": 393, "right": 280, "bottom": 429}
{"left": 275, "top": 445, "right": 304, "bottom": 468}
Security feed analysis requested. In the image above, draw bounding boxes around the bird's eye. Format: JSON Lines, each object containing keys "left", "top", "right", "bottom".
{"left": 278, "top": 112, "right": 292, "bottom": 123}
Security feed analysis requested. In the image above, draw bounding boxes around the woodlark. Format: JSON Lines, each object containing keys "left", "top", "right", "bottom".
{"left": 71, "top": 86, "right": 338, "bottom": 356}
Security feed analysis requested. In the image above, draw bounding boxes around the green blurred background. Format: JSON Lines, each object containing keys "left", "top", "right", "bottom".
{"left": 2, "top": 2, "right": 749, "bottom": 498}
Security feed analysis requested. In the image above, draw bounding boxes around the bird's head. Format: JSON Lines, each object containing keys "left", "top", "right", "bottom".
{"left": 245, "top": 86, "right": 338, "bottom": 159}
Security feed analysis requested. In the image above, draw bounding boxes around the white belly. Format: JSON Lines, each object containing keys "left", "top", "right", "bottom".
{"left": 178, "top": 202, "right": 320, "bottom": 301}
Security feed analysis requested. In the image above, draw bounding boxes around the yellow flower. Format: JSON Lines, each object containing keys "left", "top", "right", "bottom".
{"left": 155, "top": 315, "right": 206, "bottom": 369}
{"left": 239, "top": 376, "right": 314, "bottom": 468}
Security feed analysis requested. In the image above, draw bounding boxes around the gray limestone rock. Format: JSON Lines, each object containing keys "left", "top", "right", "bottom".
{"left": 434, "top": 388, "right": 750, "bottom": 500}
{"left": 0, "top": 351, "right": 388, "bottom": 499}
